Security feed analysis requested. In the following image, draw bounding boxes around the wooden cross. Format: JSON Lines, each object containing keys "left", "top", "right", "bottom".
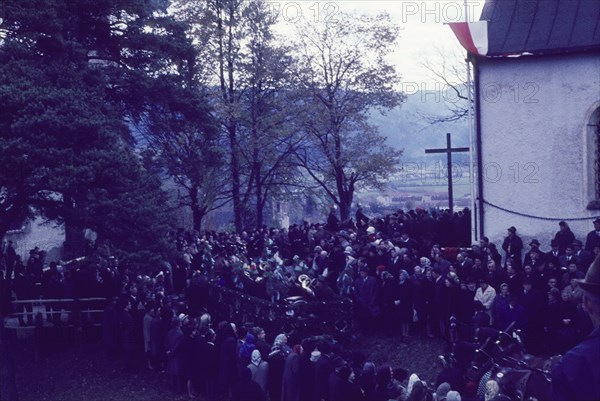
{"left": 425, "top": 133, "right": 469, "bottom": 211}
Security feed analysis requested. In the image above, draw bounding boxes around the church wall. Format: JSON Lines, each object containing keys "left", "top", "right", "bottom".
{"left": 477, "top": 53, "right": 600, "bottom": 252}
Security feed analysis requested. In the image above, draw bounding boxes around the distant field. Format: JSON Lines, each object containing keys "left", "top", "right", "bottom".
{"left": 362, "top": 182, "right": 471, "bottom": 198}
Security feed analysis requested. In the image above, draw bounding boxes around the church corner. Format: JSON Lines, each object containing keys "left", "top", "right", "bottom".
{"left": 450, "top": 0, "right": 600, "bottom": 248}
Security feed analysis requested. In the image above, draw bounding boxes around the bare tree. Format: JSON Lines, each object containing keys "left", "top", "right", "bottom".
{"left": 420, "top": 47, "right": 471, "bottom": 124}
{"left": 175, "top": 0, "right": 304, "bottom": 231}
{"left": 236, "top": 1, "right": 305, "bottom": 228}
{"left": 293, "top": 12, "right": 405, "bottom": 220}
{"left": 138, "top": 82, "right": 228, "bottom": 232}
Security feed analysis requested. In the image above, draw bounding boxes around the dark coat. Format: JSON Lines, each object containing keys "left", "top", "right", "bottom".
{"left": 411, "top": 274, "right": 430, "bottom": 323}
{"left": 505, "top": 303, "right": 527, "bottom": 330}
{"left": 520, "top": 288, "right": 545, "bottom": 326}
{"left": 491, "top": 295, "right": 511, "bottom": 330}
{"left": 232, "top": 367, "right": 267, "bottom": 401}
{"left": 191, "top": 335, "right": 208, "bottom": 388}
{"left": 331, "top": 379, "right": 364, "bottom": 401}
{"left": 554, "top": 229, "right": 575, "bottom": 253}
{"left": 102, "top": 301, "right": 119, "bottom": 351}
{"left": 218, "top": 335, "right": 238, "bottom": 390}
{"left": 298, "top": 354, "right": 316, "bottom": 401}
{"left": 575, "top": 249, "right": 594, "bottom": 269}
{"left": 202, "top": 340, "right": 218, "bottom": 379}
{"left": 149, "top": 314, "right": 163, "bottom": 356}
{"left": 180, "top": 335, "right": 195, "bottom": 380}
{"left": 456, "top": 259, "right": 474, "bottom": 281}
{"left": 164, "top": 326, "right": 184, "bottom": 376}
{"left": 456, "top": 288, "right": 476, "bottom": 323}
{"left": 506, "top": 272, "right": 523, "bottom": 296}
{"left": 502, "top": 234, "right": 523, "bottom": 267}
{"left": 326, "top": 212, "right": 339, "bottom": 232}
{"left": 314, "top": 354, "right": 334, "bottom": 401}
{"left": 558, "top": 254, "right": 577, "bottom": 269}
{"left": 268, "top": 349, "right": 287, "bottom": 401}
{"left": 431, "top": 276, "right": 446, "bottom": 321}
{"left": 353, "top": 276, "right": 380, "bottom": 318}
{"left": 552, "top": 326, "right": 600, "bottom": 401}
{"left": 545, "top": 250, "right": 562, "bottom": 268}
{"left": 380, "top": 278, "right": 399, "bottom": 330}
{"left": 585, "top": 230, "right": 600, "bottom": 252}
{"left": 397, "top": 280, "right": 414, "bottom": 323}
{"left": 281, "top": 351, "right": 302, "bottom": 401}
{"left": 0, "top": 278, "right": 11, "bottom": 318}
{"left": 442, "top": 284, "right": 459, "bottom": 320}
{"left": 255, "top": 338, "right": 271, "bottom": 363}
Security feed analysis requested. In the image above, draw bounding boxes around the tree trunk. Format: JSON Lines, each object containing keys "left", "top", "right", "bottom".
{"left": 255, "top": 197, "right": 263, "bottom": 229}
{"left": 190, "top": 186, "right": 206, "bottom": 232}
{"left": 340, "top": 191, "right": 353, "bottom": 221}
{"left": 63, "top": 194, "right": 85, "bottom": 260}
{"left": 217, "top": 1, "right": 243, "bottom": 233}
{"left": 255, "top": 167, "right": 263, "bottom": 230}
{"left": 229, "top": 122, "right": 243, "bottom": 232}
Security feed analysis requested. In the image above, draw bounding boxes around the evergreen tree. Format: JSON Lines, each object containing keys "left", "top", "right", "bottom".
{"left": 0, "top": 0, "right": 200, "bottom": 263}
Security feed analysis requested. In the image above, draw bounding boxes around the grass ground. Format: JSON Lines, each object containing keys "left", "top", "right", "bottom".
{"left": 8, "top": 328, "right": 444, "bottom": 401}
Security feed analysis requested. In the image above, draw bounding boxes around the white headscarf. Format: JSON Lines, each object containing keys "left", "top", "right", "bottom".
{"left": 251, "top": 349, "right": 262, "bottom": 366}
{"left": 406, "top": 373, "right": 421, "bottom": 399}
{"left": 484, "top": 380, "right": 500, "bottom": 401}
{"left": 272, "top": 333, "right": 287, "bottom": 350}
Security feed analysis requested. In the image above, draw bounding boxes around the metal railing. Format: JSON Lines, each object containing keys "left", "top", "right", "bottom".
{"left": 7, "top": 297, "right": 108, "bottom": 329}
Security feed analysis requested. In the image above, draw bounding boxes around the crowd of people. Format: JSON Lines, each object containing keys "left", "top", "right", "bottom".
{"left": 1, "top": 207, "right": 600, "bottom": 401}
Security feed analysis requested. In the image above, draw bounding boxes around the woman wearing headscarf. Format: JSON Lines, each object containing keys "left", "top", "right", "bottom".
{"left": 417, "top": 257, "right": 432, "bottom": 273}
{"left": 267, "top": 334, "right": 289, "bottom": 401}
{"left": 406, "top": 379, "right": 430, "bottom": 401}
{"left": 248, "top": 349, "right": 269, "bottom": 394}
{"left": 434, "top": 382, "right": 451, "bottom": 401}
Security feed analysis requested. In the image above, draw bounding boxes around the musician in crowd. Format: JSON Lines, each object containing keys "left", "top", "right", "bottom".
{"left": 552, "top": 256, "right": 600, "bottom": 401}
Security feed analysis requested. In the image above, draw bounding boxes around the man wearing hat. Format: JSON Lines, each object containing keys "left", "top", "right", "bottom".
{"left": 546, "top": 239, "right": 563, "bottom": 267}
{"left": 584, "top": 218, "right": 600, "bottom": 253}
{"left": 573, "top": 239, "right": 593, "bottom": 270}
{"left": 523, "top": 239, "right": 542, "bottom": 268}
{"left": 552, "top": 256, "right": 600, "bottom": 401}
{"left": 502, "top": 226, "right": 523, "bottom": 269}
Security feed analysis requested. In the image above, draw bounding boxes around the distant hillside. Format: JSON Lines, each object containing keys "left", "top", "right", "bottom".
{"left": 370, "top": 91, "right": 469, "bottom": 164}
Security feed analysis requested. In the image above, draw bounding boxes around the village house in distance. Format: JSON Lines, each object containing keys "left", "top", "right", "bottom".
{"left": 451, "top": 0, "right": 600, "bottom": 245}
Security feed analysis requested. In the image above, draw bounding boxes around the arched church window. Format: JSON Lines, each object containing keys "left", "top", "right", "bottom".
{"left": 588, "top": 107, "right": 600, "bottom": 210}
{"left": 596, "top": 117, "right": 600, "bottom": 200}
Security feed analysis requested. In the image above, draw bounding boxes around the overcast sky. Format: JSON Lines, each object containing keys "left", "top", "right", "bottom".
{"left": 272, "top": 0, "right": 487, "bottom": 86}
